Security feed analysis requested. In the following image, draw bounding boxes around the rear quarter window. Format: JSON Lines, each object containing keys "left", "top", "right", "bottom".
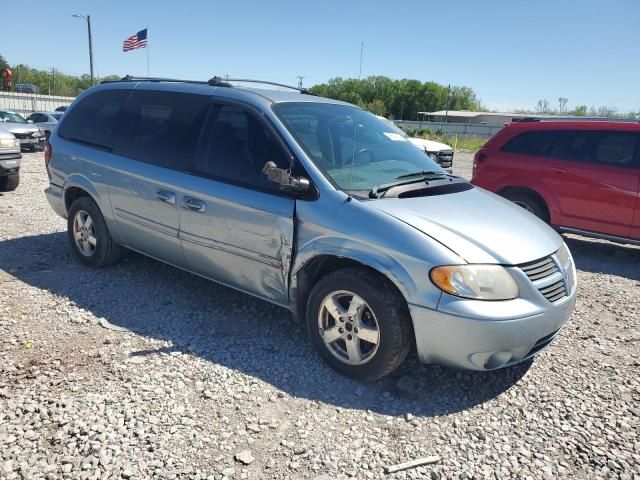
{"left": 500, "top": 130, "right": 561, "bottom": 157}
{"left": 58, "top": 89, "right": 130, "bottom": 150}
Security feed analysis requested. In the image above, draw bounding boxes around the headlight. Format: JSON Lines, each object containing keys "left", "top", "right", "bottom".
{"left": 430, "top": 265, "right": 519, "bottom": 300}
{"left": 427, "top": 152, "right": 439, "bottom": 162}
{"left": 0, "top": 138, "right": 19, "bottom": 148}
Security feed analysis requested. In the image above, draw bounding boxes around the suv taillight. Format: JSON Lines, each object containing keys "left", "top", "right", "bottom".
{"left": 474, "top": 148, "right": 488, "bottom": 164}
{"left": 44, "top": 142, "right": 52, "bottom": 169}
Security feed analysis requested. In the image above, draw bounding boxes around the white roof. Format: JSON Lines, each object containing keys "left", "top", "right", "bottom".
{"left": 420, "top": 110, "right": 561, "bottom": 118}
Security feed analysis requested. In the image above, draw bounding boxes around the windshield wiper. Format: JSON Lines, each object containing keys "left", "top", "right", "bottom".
{"left": 369, "top": 177, "right": 430, "bottom": 199}
{"left": 395, "top": 170, "right": 451, "bottom": 180}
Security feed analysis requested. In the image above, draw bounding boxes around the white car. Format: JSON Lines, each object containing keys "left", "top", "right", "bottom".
{"left": 376, "top": 116, "right": 454, "bottom": 171}
{"left": 26, "top": 111, "right": 63, "bottom": 140}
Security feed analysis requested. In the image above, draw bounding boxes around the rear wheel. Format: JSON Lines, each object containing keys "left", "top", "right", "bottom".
{"left": 306, "top": 268, "right": 412, "bottom": 381}
{"left": 502, "top": 192, "right": 549, "bottom": 223}
{"left": 0, "top": 174, "right": 19, "bottom": 192}
{"left": 67, "top": 196, "right": 122, "bottom": 267}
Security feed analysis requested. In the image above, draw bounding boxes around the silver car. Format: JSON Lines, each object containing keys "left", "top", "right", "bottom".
{"left": 26, "top": 111, "right": 63, "bottom": 140}
{"left": 44, "top": 77, "right": 577, "bottom": 380}
{"left": 0, "top": 110, "right": 46, "bottom": 151}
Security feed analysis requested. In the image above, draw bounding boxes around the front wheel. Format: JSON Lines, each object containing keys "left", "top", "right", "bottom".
{"left": 0, "top": 174, "right": 19, "bottom": 192}
{"left": 306, "top": 268, "right": 413, "bottom": 381}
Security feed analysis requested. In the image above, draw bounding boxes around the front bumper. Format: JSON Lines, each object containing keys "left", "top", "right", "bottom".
{"left": 409, "top": 290, "right": 576, "bottom": 371}
{"left": 0, "top": 152, "right": 21, "bottom": 175}
{"left": 45, "top": 183, "right": 67, "bottom": 219}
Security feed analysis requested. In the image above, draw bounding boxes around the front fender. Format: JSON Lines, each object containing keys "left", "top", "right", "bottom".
{"left": 291, "top": 235, "right": 434, "bottom": 308}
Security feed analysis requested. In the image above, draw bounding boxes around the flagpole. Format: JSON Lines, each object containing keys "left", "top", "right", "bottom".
{"left": 146, "top": 26, "right": 150, "bottom": 76}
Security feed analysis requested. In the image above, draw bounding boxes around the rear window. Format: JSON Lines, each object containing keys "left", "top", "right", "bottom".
{"left": 58, "top": 90, "right": 130, "bottom": 150}
{"left": 113, "top": 90, "right": 209, "bottom": 170}
{"left": 500, "top": 130, "right": 561, "bottom": 156}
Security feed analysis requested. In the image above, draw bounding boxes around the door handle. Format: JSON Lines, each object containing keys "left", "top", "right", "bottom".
{"left": 550, "top": 167, "right": 568, "bottom": 174}
{"left": 182, "top": 197, "right": 206, "bottom": 213}
{"left": 156, "top": 189, "right": 176, "bottom": 205}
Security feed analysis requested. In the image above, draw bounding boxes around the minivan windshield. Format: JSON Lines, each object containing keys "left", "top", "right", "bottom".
{"left": 273, "top": 103, "right": 443, "bottom": 193}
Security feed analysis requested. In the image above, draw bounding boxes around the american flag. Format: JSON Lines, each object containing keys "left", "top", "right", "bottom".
{"left": 123, "top": 29, "right": 148, "bottom": 52}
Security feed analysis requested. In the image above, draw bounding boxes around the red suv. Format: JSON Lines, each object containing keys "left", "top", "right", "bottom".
{"left": 472, "top": 120, "right": 640, "bottom": 244}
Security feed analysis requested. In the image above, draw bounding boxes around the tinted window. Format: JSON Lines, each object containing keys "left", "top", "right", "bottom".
{"left": 554, "top": 131, "right": 638, "bottom": 167}
{"left": 114, "top": 90, "right": 209, "bottom": 169}
{"left": 192, "top": 103, "right": 290, "bottom": 190}
{"left": 501, "top": 130, "right": 561, "bottom": 156}
{"left": 58, "top": 90, "right": 130, "bottom": 149}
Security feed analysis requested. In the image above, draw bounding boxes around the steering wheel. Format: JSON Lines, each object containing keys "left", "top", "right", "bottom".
{"left": 342, "top": 148, "right": 374, "bottom": 166}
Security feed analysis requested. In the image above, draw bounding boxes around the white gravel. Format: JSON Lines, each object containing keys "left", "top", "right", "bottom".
{"left": 0, "top": 152, "right": 639, "bottom": 480}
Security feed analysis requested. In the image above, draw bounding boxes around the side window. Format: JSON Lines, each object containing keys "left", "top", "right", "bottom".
{"left": 554, "top": 131, "right": 637, "bottom": 167}
{"left": 193, "top": 103, "right": 290, "bottom": 190}
{"left": 594, "top": 133, "right": 637, "bottom": 167}
{"left": 500, "top": 130, "right": 560, "bottom": 157}
{"left": 58, "top": 90, "right": 130, "bottom": 149}
{"left": 26, "top": 114, "right": 37, "bottom": 122}
{"left": 114, "top": 90, "right": 209, "bottom": 170}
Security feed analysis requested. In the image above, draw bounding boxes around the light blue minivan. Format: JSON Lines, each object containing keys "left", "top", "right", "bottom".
{"left": 45, "top": 77, "right": 577, "bottom": 380}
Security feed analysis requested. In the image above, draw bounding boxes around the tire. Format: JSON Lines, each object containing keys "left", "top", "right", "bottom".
{"left": 502, "top": 192, "right": 549, "bottom": 223}
{"left": 306, "top": 268, "right": 413, "bottom": 381}
{"left": 67, "top": 196, "right": 122, "bottom": 267}
{"left": 0, "top": 174, "right": 19, "bottom": 192}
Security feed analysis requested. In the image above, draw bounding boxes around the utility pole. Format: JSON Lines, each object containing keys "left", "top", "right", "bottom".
{"left": 358, "top": 42, "right": 364, "bottom": 80}
{"left": 444, "top": 84, "right": 451, "bottom": 125}
{"left": 72, "top": 14, "right": 95, "bottom": 86}
{"left": 297, "top": 76, "right": 305, "bottom": 89}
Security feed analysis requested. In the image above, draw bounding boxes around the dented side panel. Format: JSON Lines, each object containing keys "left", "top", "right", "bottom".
{"left": 176, "top": 172, "right": 295, "bottom": 306}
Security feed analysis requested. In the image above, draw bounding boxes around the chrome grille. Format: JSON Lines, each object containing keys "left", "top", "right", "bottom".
{"left": 539, "top": 280, "right": 567, "bottom": 302}
{"left": 519, "top": 256, "right": 558, "bottom": 281}
{"left": 519, "top": 255, "right": 568, "bottom": 302}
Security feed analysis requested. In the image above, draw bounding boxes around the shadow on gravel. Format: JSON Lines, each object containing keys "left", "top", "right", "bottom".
{"left": 564, "top": 235, "right": 640, "bottom": 282}
{"left": 1, "top": 232, "right": 531, "bottom": 417}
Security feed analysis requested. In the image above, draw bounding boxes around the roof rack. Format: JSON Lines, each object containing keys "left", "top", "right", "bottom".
{"left": 208, "top": 77, "right": 315, "bottom": 95}
{"left": 101, "top": 75, "right": 209, "bottom": 85}
{"left": 514, "top": 116, "right": 639, "bottom": 123}
{"left": 101, "top": 75, "right": 315, "bottom": 95}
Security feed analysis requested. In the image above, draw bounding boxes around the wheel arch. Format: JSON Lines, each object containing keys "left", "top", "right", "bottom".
{"left": 498, "top": 185, "right": 554, "bottom": 223}
{"left": 290, "top": 245, "right": 418, "bottom": 325}
{"left": 63, "top": 175, "right": 101, "bottom": 214}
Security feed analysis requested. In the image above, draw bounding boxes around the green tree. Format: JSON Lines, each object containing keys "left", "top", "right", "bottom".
{"left": 0, "top": 53, "right": 8, "bottom": 70}
{"left": 571, "top": 105, "right": 588, "bottom": 116}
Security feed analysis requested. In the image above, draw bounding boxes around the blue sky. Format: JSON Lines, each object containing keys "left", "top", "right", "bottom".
{"left": 3, "top": 0, "right": 639, "bottom": 112}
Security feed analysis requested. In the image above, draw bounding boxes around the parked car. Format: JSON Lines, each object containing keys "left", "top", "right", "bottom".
{"left": 0, "top": 110, "right": 46, "bottom": 151}
{"left": 0, "top": 129, "right": 21, "bottom": 191}
{"left": 377, "top": 116, "right": 454, "bottom": 171}
{"left": 472, "top": 119, "right": 640, "bottom": 244}
{"left": 26, "top": 111, "right": 63, "bottom": 139}
{"left": 44, "top": 78, "right": 577, "bottom": 380}
{"left": 14, "top": 83, "right": 38, "bottom": 94}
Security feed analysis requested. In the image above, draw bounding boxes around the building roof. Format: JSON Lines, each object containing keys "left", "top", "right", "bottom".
{"left": 420, "top": 110, "right": 560, "bottom": 118}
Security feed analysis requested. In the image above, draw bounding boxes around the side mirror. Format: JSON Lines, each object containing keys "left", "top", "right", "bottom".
{"left": 262, "top": 161, "right": 310, "bottom": 194}
{"left": 27, "top": 119, "right": 34, "bottom": 124}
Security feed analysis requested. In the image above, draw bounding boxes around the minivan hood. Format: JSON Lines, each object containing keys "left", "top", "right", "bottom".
{"left": 408, "top": 137, "right": 452, "bottom": 152}
{"left": 371, "top": 187, "right": 562, "bottom": 265}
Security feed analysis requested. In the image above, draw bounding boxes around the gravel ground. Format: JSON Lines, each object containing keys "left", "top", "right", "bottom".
{"left": 1, "top": 151, "right": 639, "bottom": 480}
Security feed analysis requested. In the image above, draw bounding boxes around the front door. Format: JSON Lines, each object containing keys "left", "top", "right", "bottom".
{"left": 539, "top": 129, "right": 640, "bottom": 237}
{"left": 178, "top": 102, "right": 295, "bottom": 305}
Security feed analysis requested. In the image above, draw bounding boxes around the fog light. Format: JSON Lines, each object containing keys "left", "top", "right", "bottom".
{"left": 483, "top": 350, "right": 513, "bottom": 369}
